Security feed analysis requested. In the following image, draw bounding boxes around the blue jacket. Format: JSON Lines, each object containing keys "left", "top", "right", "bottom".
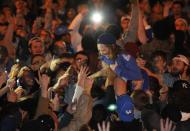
{"left": 100, "top": 53, "right": 142, "bottom": 81}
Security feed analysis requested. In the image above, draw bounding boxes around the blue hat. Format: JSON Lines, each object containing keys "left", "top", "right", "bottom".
{"left": 97, "top": 33, "right": 116, "bottom": 45}
{"left": 55, "top": 25, "right": 72, "bottom": 36}
{"left": 116, "top": 94, "right": 134, "bottom": 122}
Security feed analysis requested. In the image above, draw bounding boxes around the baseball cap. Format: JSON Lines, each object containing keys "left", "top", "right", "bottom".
{"left": 121, "top": 15, "right": 131, "bottom": 22}
{"left": 97, "top": 33, "right": 116, "bottom": 45}
{"left": 55, "top": 25, "right": 72, "bottom": 36}
{"left": 172, "top": 55, "right": 189, "bottom": 65}
{"left": 175, "top": 18, "right": 188, "bottom": 27}
{"left": 116, "top": 94, "right": 134, "bottom": 122}
{"left": 28, "top": 37, "right": 43, "bottom": 47}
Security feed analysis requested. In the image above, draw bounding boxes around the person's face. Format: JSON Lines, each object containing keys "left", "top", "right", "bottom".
{"left": 61, "top": 34, "right": 71, "bottom": 43}
{"left": 58, "top": 0, "right": 67, "bottom": 7}
{"left": 40, "top": 30, "right": 50, "bottom": 42}
{"left": 172, "top": 4, "right": 182, "bottom": 16}
{"left": 171, "top": 59, "right": 186, "bottom": 74}
{"left": 16, "top": 29, "right": 27, "bottom": 37}
{"left": 23, "top": 71, "right": 34, "bottom": 87}
{"left": 75, "top": 54, "right": 88, "bottom": 70}
{"left": 30, "top": 41, "right": 44, "bottom": 55}
{"left": 67, "top": 8, "right": 76, "bottom": 20}
{"left": 121, "top": 19, "right": 130, "bottom": 31}
{"left": 2, "top": 7, "right": 12, "bottom": 17}
{"left": 175, "top": 20, "right": 187, "bottom": 31}
{"left": 153, "top": 56, "right": 166, "bottom": 70}
{"left": 15, "top": 0, "right": 24, "bottom": 9}
{"left": 139, "top": 0, "right": 150, "bottom": 13}
{"left": 55, "top": 41, "right": 67, "bottom": 54}
{"left": 31, "top": 56, "right": 46, "bottom": 71}
{"left": 136, "top": 57, "right": 146, "bottom": 68}
{"left": 51, "top": 20, "right": 60, "bottom": 32}
{"left": 15, "top": 17, "right": 26, "bottom": 28}
{"left": 152, "top": 2, "right": 162, "bottom": 14}
{"left": 97, "top": 44, "right": 112, "bottom": 57}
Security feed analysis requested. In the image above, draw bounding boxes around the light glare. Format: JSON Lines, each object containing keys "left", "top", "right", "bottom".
{"left": 91, "top": 12, "right": 103, "bottom": 24}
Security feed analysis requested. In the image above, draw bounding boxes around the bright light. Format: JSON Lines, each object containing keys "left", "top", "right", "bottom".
{"left": 16, "top": 59, "right": 20, "bottom": 63}
{"left": 91, "top": 12, "right": 103, "bottom": 24}
{"left": 107, "top": 104, "right": 117, "bottom": 111}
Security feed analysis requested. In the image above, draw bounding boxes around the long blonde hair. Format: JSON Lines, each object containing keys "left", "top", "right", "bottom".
{"left": 105, "top": 44, "right": 121, "bottom": 60}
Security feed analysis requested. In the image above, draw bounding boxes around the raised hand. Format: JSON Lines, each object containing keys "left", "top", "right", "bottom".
{"left": 160, "top": 118, "right": 176, "bottom": 131}
{"left": 97, "top": 121, "right": 110, "bottom": 131}
{"left": 163, "top": 1, "right": 173, "bottom": 10}
{"left": 7, "top": 16, "right": 16, "bottom": 25}
{"left": 8, "top": 64, "right": 20, "bottom": 79}
{"left": 0, "top": 71, "right": 7, "bottom": 87}
{"left": 7, "top": 91, "right": 17, "bottom": 103}
{"left": 77, "top": 66, "right": 90, "bottom": 87}
{"left": 51, "top": 94, "right": 60, "bottom": 111}
{"left": 79, "top": 5, "right": 89, "bottom": 16}
{"left": 66, "top": 99, "right": 77, "bottom": 114}
{"left": 6, "top": 78, "right": 16, "bottom": 91}
{"left": 110, "top": 62, "right": 118, "bottom": 71}
{"left": 84, "top": 78, "right": 94, "bottom": 95}
{"left": 38, "top": 71, "right": 50, "bottom": 98}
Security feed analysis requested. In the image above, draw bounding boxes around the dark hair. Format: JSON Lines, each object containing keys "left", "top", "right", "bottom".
{"left": 131, "top": 90, "right": 149, "bottom": 111}
{"left": 0, "top": 45, "right": 8, "bottom": 56}
{"left": 106, "top": 24, "right": 121, "bottom": 40}
{"left": 151, "top": 50, "right": 167, "bottom": 62}
{"left": 74, "top": 51, "right": 90, "bottom": 65}
{"left": 74, "top": 51, "right": 88, "bottom": 58}
{"left": 31, "top": 54, "right": 45, "bottom": 64}
{"left": 172, "top": 1, "right": 184, "bottom": 8}
{"left": 81, "top": 35, "right": 97, "bottom": 52}
{"left": 110, "top": 120, "right": 142, "bottom": 131}
{"left": 141, "top": 109, "right": 160, "bottom": 131}
{"left": 89, "top": 104, "right": 108, "bottom": 130}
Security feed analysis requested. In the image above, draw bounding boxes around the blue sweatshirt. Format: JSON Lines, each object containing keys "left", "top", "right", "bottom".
{"left": 100, "top": 53, "right": 142, "bottom": 81}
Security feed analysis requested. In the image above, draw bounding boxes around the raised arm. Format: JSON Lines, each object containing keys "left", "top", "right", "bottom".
{"left": 138, "top": 9, "right": 148, "bottom": 44}
{"left": 44, "top": 0, "right": 53, "bottom": 30}
{"left": 2, "top": 17, "right": 15, "bottom": 58}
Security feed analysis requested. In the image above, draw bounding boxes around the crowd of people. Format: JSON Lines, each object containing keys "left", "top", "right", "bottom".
{"left": 0, "top": 0, "right": 189, "bottom": 130}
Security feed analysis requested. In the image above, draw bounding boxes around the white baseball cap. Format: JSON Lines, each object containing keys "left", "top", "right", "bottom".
{"left": 172, "top": 55, "right": 189, "bottom": 65}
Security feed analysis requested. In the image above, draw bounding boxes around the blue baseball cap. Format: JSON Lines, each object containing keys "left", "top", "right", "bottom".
{"left": 97, "top": 33, "right": 116, "bottom": 45}
{"left": 55, "top": 25, "right": 72, "bottom": 36}
{"left": 116, "top": 94, "right": 134, "bottom": 122}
